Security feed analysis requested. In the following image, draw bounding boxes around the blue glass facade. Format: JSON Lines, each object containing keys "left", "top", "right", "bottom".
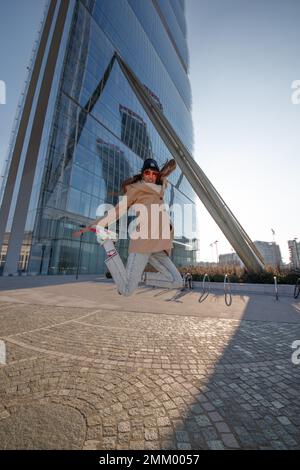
{"left": 1, "top": 0, "right": 197, "bottom": 275}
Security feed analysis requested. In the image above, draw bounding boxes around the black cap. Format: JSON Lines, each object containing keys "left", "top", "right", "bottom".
{"left": 141, "top": 158, "right": 160, "bottom": 173}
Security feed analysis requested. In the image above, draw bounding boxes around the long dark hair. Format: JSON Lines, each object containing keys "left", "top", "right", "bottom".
{"left": 120, "top": 173, "right": 143, "bottom": 194}
{"left": 106, "top": 174, "right": 142, "bottom": 198}
{"left": 120, "top": 171, "right": 165, "bottom": 194}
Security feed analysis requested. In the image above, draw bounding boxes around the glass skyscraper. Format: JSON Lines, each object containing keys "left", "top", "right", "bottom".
{"left": 0, "top": 0, "right": 198, "bottom": 275}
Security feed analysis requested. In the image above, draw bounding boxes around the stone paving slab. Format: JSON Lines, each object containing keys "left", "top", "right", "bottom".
{"left": 0, "top": 279, "right": 300, "bottom": 450}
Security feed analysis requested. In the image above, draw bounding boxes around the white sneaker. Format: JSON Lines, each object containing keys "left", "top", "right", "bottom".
{"left": 95, "top": 226, "right": 118, "bottom": 245}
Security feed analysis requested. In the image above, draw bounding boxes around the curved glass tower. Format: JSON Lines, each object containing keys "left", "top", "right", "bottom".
{"left": 0, "top": 0, "right": 197, "bottom": 275}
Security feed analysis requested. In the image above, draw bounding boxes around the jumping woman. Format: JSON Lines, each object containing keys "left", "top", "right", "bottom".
{"left": 73, "top": 158, "right": 183, "bottom": 296}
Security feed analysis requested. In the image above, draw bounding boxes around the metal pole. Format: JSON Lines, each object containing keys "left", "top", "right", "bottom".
{"left": 294, "top": 278, "right": 300, "bottom": 299}
{"left": 210, "top": 243, "right": 214, "bottom": 262}
{"left": 274, "top": 276, "right": 278, "bottom": 301}
{"left": 76, "top": 232, "right": 83, "bottom": 280}
{"left": 294, "top": 238, "right": 300, "bottom": 269}
{"left": 39, "top": 244, "right": 46, "bottom": 274}
{"left": 271, "top": 228, "right": 275, "bottom": 243}
{"left": 214, "top": 240, "right": 219, "bottom": 263}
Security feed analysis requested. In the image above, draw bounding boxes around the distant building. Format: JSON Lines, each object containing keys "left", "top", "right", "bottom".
{"left": 219, "top": 252, "right": 243, "bottom": 267}
{"left": 254, "top": 241, "right": 282, "bottom": 268}
{"left": 288, "top": 240, "right": 300, "bottom": 269}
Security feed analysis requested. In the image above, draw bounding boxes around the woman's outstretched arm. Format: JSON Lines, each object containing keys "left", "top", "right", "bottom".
{"left": 73, "top": 186, "right": 137, "bottom": 237}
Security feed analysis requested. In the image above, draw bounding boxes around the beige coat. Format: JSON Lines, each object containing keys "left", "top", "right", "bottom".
{"left": 97, "top": 179, "right": 174, "bottom": 255}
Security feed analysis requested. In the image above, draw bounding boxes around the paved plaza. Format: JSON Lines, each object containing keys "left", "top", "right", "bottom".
{"left": 0, "top": 276, "right": 300, "bottom": 450}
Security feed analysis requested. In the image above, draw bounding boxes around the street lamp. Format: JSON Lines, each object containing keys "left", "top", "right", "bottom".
{"left": 76, "top": 225, "right": 86, "bottom": 280}
{"left": 214, "top": 240, "right": 219, "bottom": 263}
{"left": 39, "top": 244, "right": 46, "bottom": 275}
{"left": 271, "top": 228, "right": 276, "bottom": 243}
{"left": 209, "top": 243, "right": 214, "bottom": 262}
{"left": 294, "top": 238, "right": 300, "bottom": 269}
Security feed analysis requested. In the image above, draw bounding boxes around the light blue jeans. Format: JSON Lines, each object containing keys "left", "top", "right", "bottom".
{"left": 104, "top": 244, "right": 183, "bottom": 297}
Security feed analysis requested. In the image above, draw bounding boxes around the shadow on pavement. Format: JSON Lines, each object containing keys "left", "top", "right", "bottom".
{"left": 163, "top": 289, "right": 300, "bottom": 449}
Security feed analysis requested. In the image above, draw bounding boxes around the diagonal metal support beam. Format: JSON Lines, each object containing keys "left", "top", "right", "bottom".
{"left": 115, "top": 54, "right": 264, "bottom": 272}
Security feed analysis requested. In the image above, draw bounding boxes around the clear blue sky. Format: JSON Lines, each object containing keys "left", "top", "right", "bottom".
{"left": 186, "top": 0, "right": 300, "bottom": 262}
{"left": 0, "top": 0, "right": 299, "bottom": 262}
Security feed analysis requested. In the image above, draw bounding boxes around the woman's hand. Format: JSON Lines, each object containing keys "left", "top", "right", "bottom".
{"left": 72, "top": 230, "right": 83, "bottom": 237}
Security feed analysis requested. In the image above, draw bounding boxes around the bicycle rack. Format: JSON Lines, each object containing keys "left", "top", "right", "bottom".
{"left": 183, "top": 273, "right": 193, "bottom": 290}
{"left": 199, "top": 273, "right": 210, "bottom": 303}
{"left": 294, "top": 278, "right": 300, "bottom": 299}
{"left": 274, "top": 276, "right": 279, "bottom": 301}
{"left": 202, "top": 273, "right": 211, "bottom": 292}
{"left": 224, "top": 274, "right": 232, "bottom": 306}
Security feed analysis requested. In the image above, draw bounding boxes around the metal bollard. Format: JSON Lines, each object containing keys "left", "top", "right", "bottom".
{"left": 274, "top": 276, "right": 279, "bottom": 301}
{"left": 294, "top": 278, "right": 300, "bottom": 299}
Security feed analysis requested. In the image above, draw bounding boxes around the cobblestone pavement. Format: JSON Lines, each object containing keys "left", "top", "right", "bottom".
{"left": 0, "top": 292, "right": 300, "bottom": 450}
